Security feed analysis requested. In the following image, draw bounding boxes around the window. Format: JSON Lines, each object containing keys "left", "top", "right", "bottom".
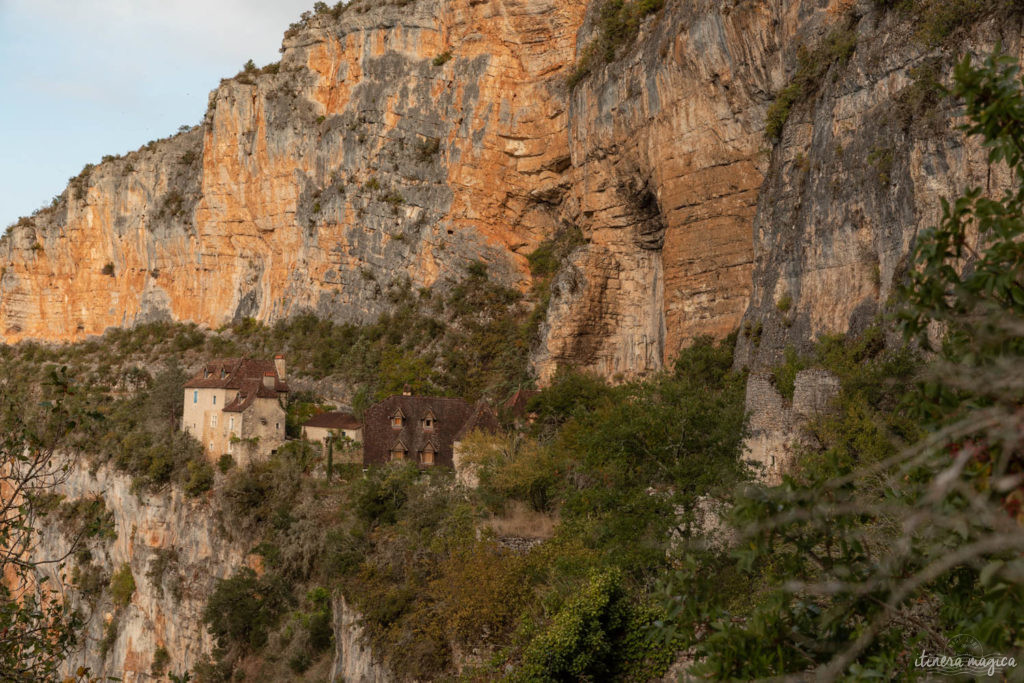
{"left": 209, "top": 441, "right": 214, "bottom": 452}
{"left": 229, "top": 417, "right": 234, "bottom": 431}
{"left": 422, "top": 411, "right": 436, "bottom": 431}
{"left": 390, "top": 410, "right": 405, "bottom": 428}
{"left": 420, "top": 446, "right": 435, "bottom": 466}
{"left": 390, "top": 440, "right": 407, "bottom": 461}
{"left": 211, "top": 414, "right": 217, "bottom": 427}
{"left": 213, "top": 394, "right": 217, "bottom": 406}
{"left": 193, "top": 390, "right": 198, "bottom": 404}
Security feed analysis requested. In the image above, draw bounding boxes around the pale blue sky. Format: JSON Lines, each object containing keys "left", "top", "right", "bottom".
{"left": 0, "top": 0, "right": 316, "bottom": 229}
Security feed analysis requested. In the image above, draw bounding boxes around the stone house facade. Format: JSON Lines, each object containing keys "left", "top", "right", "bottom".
{"left": 302, "top": 411, "right": 363, "bottom": 464}
{"left": 182, "top": 355, "right": 289, "bottom": 465}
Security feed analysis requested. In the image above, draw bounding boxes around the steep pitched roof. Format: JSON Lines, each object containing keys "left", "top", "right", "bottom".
{"left": 454, "top": 400, "right": 500, "bottom": 442}
{"left": 222, "top": 378, "right": 282, "bottom": 413}
{"left": 363, "top": 395, "right": 495, "bottom": 467}
{"left": 503, "top": 388, "right": 540, "bottom": 418}
{"left": 303, "top": 411, "right": 361, "bottom": 430}
{"left": 184, "top": 358, "right": 289, "bottom": 393}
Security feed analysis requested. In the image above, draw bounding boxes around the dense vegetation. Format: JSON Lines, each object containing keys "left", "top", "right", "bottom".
{"left": 195, "top": 334, "right": 749, "bottom": 680}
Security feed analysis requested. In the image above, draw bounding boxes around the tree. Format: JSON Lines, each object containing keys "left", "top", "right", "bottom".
{"left": 0, "top": 382, "right": 83, "bottom": 679}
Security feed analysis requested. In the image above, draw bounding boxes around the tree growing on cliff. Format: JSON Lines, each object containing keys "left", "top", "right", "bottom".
{"left": 0, "top": 376, "right": 83, "bottom": 679}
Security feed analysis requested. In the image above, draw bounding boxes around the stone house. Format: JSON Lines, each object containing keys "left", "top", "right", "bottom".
{"left": 182, "top": 355, "right": 289, "bottom": 465}
{"left": 362, "top": 392, "right": 498, "bottom": 468}
{"left": 302, "top": 411, "right": 363, "bottom": 464}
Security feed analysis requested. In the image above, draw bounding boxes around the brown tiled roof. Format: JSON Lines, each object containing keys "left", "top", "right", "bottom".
{"left": 363, "top": 395, "right": 497, "bottom": 467}
{"left": 184, "top": 358, "right": 289, "bottom": 393}
{"left": 502, "top": 388, "right": 540, "bottom": 417}
{"left": 222, "top": 378, "right": 281, "bottom": 413}
{"left": 454, "top": 400, "right": 500, "bottom": 442}
{"left": 303, "top": 411, "right": 361, "bottom": 430}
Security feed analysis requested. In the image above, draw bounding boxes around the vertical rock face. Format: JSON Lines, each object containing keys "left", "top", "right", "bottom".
{"left": 32, "top": 456, "right": 249, "bottom": 680}
{"left": 1, "top": 0, "right": 586, "bottom": 344}
{"left": 732, "top": 9, "right": 1022, "bottom": 477}
{"left": 535, "top": 0, "right": 784, "bottom": 379}
{"left": 734, "top": 11, "right": 1022, "bottom": 375}
{"left": 33, "top": 456, "right": 394, "bottom": 681}
{"left": 330, "top": 595, "right": 393, "bottom": 683}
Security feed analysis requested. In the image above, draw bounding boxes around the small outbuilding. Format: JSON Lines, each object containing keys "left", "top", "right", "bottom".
{"left": 302, "top": 411, "right": 362, "bottom": 446}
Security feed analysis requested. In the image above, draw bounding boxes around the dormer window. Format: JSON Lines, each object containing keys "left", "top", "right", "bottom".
{"left": 420, "top": 444, "right": 436, "bottom": 466}
{"left": 204, "top": 368, "right": 212, "bottom": 378}
{"left": 221, "top": 368, "right": 227, "bottom": 379}
{"left": 390, "top": 409, "right": 405, "bottom": 428}
{"left": 390, "top": 440, "right": 408, "bottom": 461}
{"left": 421, "top": 411, "right": 436, "bottom": 431}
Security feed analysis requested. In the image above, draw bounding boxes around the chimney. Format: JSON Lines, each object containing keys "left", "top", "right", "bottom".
{"left": 274, "top": 354, "right": 286, "bottom": 381}
{"left": 263, "top": 371, "right": 275, "bottom": 390}
{"left": 402, "top": 383, "right": 412, "bottom": 396}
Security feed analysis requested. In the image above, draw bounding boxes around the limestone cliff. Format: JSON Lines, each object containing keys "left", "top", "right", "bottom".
{"left": 2, "top": 0, "right": 1019, "bottom": 385}
{"left": 33, "top": 455, "right": 246, "bottom": 679}
{"left": 1, "top": 0, "right": 585, "bottom": 348}
{"left": 33, "top": 455, "right": 390, "bottom": 681}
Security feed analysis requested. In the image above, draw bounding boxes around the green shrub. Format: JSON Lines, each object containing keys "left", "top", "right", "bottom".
{"left": 432, "top": 51, "right": 453, "bottom": 66}
{"left": 57, "top": 496, "right": 116, "bottom": 541}
{"left": 110, "top": 563, "right": 136, "bottom": 607}
{"left": 770, "top": 345, "right": 807, "bottom": 401}
{"left": 203, "top": 567, "right": 289, "bottom": 651}
{"left": 99, "top": 615, "right": 119, "bottom": 659}
{"left": 352, "top": 464, "right": 418, "bottom": 527}
{"left": 184, "top": 459, "right": 214, "bottom": 496}
{"left": 567, "top": 0, "right": 666, "bottom": 89}
{"left": 775, "top": 292, "right": 793, "bottom": 312}
{"left": 217, "top": 453, "right": 235, "bottom": 473}
{"left": 514, "top": 568, "right": 669, "bottom": 681}
{"left": 151, "top": 645, "right": 170, "bottom": 675}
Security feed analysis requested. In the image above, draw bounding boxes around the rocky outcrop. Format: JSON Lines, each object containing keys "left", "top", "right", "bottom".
{"left": 744, "top": 368, "right": 841, "bottom": 483}
{"left": 32, "top": 455, "right": 248, "bottom": 680}
{"left": 330, "top": 595, "right": 393, "bottom": 683}
{"left": 33, "top": 455, "right": 394, "bottom": 681}
{"left": 535, "top": 0, "right": 783, "bottom": 379}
